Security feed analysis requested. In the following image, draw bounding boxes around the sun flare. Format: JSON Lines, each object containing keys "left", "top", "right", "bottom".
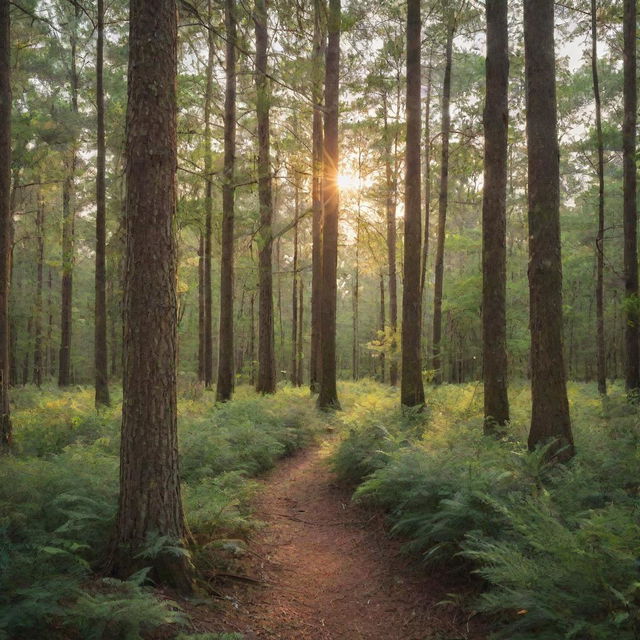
{"left": 337, "top": 172, "right": 359, "bottom": 192}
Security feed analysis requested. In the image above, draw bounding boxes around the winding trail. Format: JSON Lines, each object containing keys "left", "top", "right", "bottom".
{"left": 212, "top": 444, "right": 485, "bottom": 640}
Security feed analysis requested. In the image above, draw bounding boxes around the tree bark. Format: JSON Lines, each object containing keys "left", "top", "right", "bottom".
{"left": 383, "top": 91, "right": 398, "bottom": 387}
{"left": 310, "top": 0, "right": 325, "bottom": 393}
{"left": 420, "top": 60, "right": 432, "bottom": 299}
{"left": 291, "top": 170, "right": 300, "bottom": 386}
{"left": 623, "top": 0, "right": 638, "bottom": 395}
{"left": 524, "top": 0, "right": 574, "bottom": 461}
{"left": 379, "top": 271, "right": 385, "bottom": 383}
{"left": 255, "top": 0, "right": 276, "bottom": 394}
{"left": 432, "top": 19, "right": 454, "bottom": 386}
{"left": 33, "top": 193, "right": 44, "bottom": 387}
{"left": 112, "top": 0, "right": 193, "bottom": 592}
{"left": 0, "top": 0, "right": 11, "bottom": 449}
{"left": 216, "top": 0, "right": 237, "bottom": 402}
{"left": 401, "top": 0, "right": 425, "bottom": 408}
{"left": 352, "top": 216, "right": 359, "bottom": 381}
{"left": 95, "top": 0, "right": 110, "bottom": 406}
{"left": 203, "top": 0, "right": 214, "bottom": 388}
{"left": 591, "top": 0, "right": 606, "bottom": 396}
{"left": 317, "top": 0, "right": 341, "bottom": 410}
{"left": 197, "top": 232, "right": 205, "bottom": 380}
{"left": 297, "top": 277, "right": 304, "bottom": 386}
{"left": 482, "top": 0, "right": 510, "bottom": 432}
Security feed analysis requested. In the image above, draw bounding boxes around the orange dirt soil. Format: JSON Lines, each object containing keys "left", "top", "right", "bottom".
{"left": 180, "top": 444, "right": 487, "bottom": 640}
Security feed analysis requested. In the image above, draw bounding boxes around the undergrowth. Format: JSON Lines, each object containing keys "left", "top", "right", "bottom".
{"left": 331, "top": 380, "right": 640, "bottom": 639}
{"left": 0, "top": 384, "right": 320, "bottom": 639}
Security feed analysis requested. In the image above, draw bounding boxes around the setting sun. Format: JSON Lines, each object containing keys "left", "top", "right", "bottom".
{"left": 337, "top": 172, "right": 359, "bottom": 192}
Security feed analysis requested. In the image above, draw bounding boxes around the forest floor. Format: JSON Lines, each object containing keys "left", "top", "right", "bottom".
{"left": 186, "top": 442, "right": 486, "bottom": 640}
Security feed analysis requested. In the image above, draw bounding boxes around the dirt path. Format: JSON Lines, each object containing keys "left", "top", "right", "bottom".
{"left": 209, "top": 444, "right": 484, "bottom": 640}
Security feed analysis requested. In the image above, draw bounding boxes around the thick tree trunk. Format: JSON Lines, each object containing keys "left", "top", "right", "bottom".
{"left": 216, "top": 0, "right": 237, "bottom": 402}
{"left": 95, "top": 0, "right": 110, "bottom": 406}
{"left": 420, "top": 61, "right": 432, "bottom": 299}
{"left": 203, "top": 0, "right": 214, "bottom": 388}
{"left": 112, "top": 0, "right": 193, "bottom": 592}
{"left": 0, "top": 0, "right": 10, "bottom": 448}
{"left": 310, "top": 0, "right": 325, "bottom": 393}
{"left": 623, "top": 0, "right": 638, "bottom": 395}
{"left": 254, "top": 0, "right": 276, "bottom": 394}
{"left": 317, "top": 0, "right": 341, "bottom": 410}
{"left": 432, "top": 20, "right": 454, "bottom": 385}
{"left": 383, "top": 92, "right": 399, "bottom": 387}
{"left": 482, "top": 0, "right": 510, "bottom": 432}
{"left": 524, "top": 0, "right": 574, "bottom": 461}
{"left": 33, "top": 194, "right": 44, "bottom": 387}
{"left": 591, "top": 0, "right": 606, "bottom": 396}
{"left": 401, "top": 0, "right": 425, "bottom": 408}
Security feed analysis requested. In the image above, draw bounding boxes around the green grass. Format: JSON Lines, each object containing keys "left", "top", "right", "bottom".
{"left": 331, "top": 380, "right": 640, "bottom": 639}
{"left": 0, "top": 383, "right": 322, "bottom": 639}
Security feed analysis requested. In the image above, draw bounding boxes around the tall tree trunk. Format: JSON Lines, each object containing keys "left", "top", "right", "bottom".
{"left": 383, "top": 91, "right": 398, "bottom": 387}
{"left": 216, "top": 0, "right": 237, "bottom": 402}
{"left": 22, "top": 317, "right": 31, "bottom": 386}
{"left": 482, "top": 0, "right": 510, "bottom": 432}
{"left": 0, "top": 0, "right": 10, "bottom": 448}
{"left": 250, "top": 291, "right": 256, "bottom": 386}
{"left": 33, "top": 193, "right": 44, "bottom": 387}
{"left": 197, "top": 232, "right": 205, "bottom": 380}
{"left": 58, "top": 5, "right": 80, "bottom": 388}
{"left": 291, "top": 171, "right": 300, "bottom": 386}
{"left": 297, "top": 277, "right": 304, "bottom": 386}
{"left": 46, "top": 267, "right": 54, "bottom": 377}
{"left": 310, "top": 0, "right": 325, "bottom": 393}
{"left": 352, "top": 216, "right": 359, "bottom": 381}
{"left": 255, "top": 0, "right": 276, "bottom": 394}
{"left": 524, "top": 0, "right": 574, "bottom": 461}
{"left": 203, "top": 0, "right": 214, "bottom": 388}
{"left": 591, "top": 0, "right": 606, "bottom": 396}
{"left": 95, "top": 0, "right": 110, "bottom": 406}
{"left": 623, "top": 0, "right": 638, "bottom": 395}
{"left": 420, "top": 60, "right": 432, "bottom": 299}
{"left": 401, "top": 0, "right": 425, "bottom": 408}
{"left": 432, "top": 19, "right": 454, "bottom": 385}
{"left": 379, "top": 271, "right": 385, "bottom": 383}
{"left": 317, "top": 0, "right": 341, "bottom": 410}
{"left": 113, "top": 0, "right": 193, "bottom": 592}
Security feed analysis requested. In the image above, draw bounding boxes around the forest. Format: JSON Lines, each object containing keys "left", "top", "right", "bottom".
{"left": 1, "top": 0, "right": 640, "bottom": 638}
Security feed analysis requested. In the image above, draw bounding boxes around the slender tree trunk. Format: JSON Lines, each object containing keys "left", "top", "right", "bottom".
{"left": 58, "top": 5, "right": 80, "bottom": 388}
{"left": 383, "top": 92, "right": 398, "bottom": 386}
{"left": 317, "top": 0, "right": 341, "bottom": 410}
{"left": 623, "top": 0, "right": 638, "bottom": 395}
{"left": 401, "top": 0, "right": 425, "bottom": 408}
{"left": 33, "top": 193, "right": 44, "bottom": 387}
{"left": 591, "top": 0, "right": 606, "bottom": 396}
{"left": 216, "top": 0, "right": 237, "bottom": 402}
{"left": 352, "top": 217, "right": 359, "bottom": 381}
{"left": 203, "top": 0, "right": 214, "bottom": 388}
{"left": 524, "top": 0, "right": 574, "bottom": 461}
{"left": 432, "top": 19, "right": 454, "bottom": 385}
{"left": 22, "top": 317, "right": 31, "bottom": 386}
{"left": 379, "top": 271, "right": 385, "bottom": 383}
{"left": 250, "top": 291, "right": 256, "bottom": 386}
{"left": 310, "top": 0, "right": 325, "bottom": 393}
{"left": 197, "top": 232, "right": 205, "bottom": 380}
{"left": 420, "top": 61, "right": 432, "bottom": 299}
{"left": 291, "top": 172, "right": 300, "bottom": 386}
{"left": 113, "top": 0, "right": 193, "bottom": 592}
{"left": 255, "top": 0, "right": 276, "bottom": 394}
{"left": 482, "top": 0, "right": 509, "bottom": 432}
{"left": 297, "top": 277, "right": 304, "bottom": 386}
{"left": 95, "top": 0, "right": 110, "bottom": 406}
{"left": 0, "top": 0, "right": 10, "bottom": 448}
{"left": 46, "top": 267, "right": 54, "bottom": 377}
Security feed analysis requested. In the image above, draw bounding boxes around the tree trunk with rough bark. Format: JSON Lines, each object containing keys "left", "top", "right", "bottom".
{"left": 317, "top": 0, "right": 341, "bottom": 410}
{"left": 33, "top": 193, "right": 44, "bottom": 387}
{"left": 524, "top": 0, "right": 574, "bottom": 461}
{"left": 95, "top": 0, "right": 110, "bottom": 407}
{"left": 216, "top": 0, "right": 237, "bottom": 402}
{"left": 112, "top": 0, "right": 193, "bottom": 592}
{"left": 432, "top": 19, "right": 454, "bottom": 386}
{"left": 255, "top": 0, "right": 276, "bottom": 394}
{"left": 401, "top": 0, "right": 425, "bottom": 408}
{"left": 482, "top": 0, "right": 510, "bottom": 432}
{"left": 0, "top": 0, "right": 11, "bottom": 449}
{"left": 291, "top": 172, "right": 300, "bottom": 386}
{"left": 623, "top": 0, "right": 638, "bottom": 396}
